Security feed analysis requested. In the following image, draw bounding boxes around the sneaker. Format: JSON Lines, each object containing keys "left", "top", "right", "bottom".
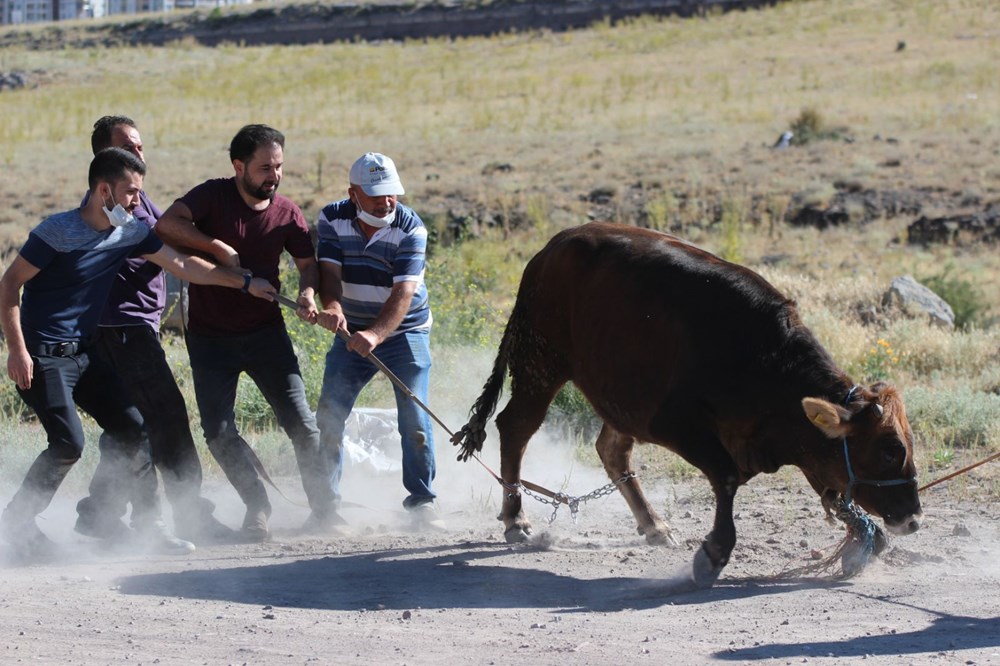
{"left": 136, "top": 520, "right": 196, "bottom": 555}
{"left": 1, "top": 517, "right": 60, "bottom": 563}
{"left": 74, "top": 512, "right": 133, "bottom": 542}
{"left": 409, "top": 501, "right": 447, "bottom": 532}
{"left": 241, "top": 505, "right": 271, "bottom": 543}
{"left": 301, "top": 510, "right": 348, "bottom": 535}
{"left": 176, "top": 512, "right": 238, "bottom": 545}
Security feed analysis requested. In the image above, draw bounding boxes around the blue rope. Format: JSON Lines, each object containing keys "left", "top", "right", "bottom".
{"left": 777, "top": 385, "right": 889, "bottom": 579}
{"left": 835, "top": 496, "right": 886, "bottom": 578}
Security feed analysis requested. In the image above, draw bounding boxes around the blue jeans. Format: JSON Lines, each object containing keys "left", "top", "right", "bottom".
{"left": 316, "top": 329, "right": 436, "bottom": 509}
{"left": 185, "top": 323, "right": 335, "bottom": 517}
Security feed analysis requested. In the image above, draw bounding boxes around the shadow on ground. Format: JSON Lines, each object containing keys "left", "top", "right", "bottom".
{"left": 716, "top": 612, "right": 1000, "bottom": 661}
{"left": 117, "top": 540, "right": 843, "bottom": 613}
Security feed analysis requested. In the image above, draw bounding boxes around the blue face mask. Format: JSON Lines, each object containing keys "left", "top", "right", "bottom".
{"left": 102, "top": 190, "right": 135, "bottom": 228}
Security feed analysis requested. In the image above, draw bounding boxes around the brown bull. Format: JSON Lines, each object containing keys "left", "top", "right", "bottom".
{"left": 453, "top": 223, "right": 921, "bottom": 587}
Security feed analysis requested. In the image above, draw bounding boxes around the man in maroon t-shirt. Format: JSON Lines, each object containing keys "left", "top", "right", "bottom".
{"left": 155, "top": 124, "right": 336, "bottom": 541}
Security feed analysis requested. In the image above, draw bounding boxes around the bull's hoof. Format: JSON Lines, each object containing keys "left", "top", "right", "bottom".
{"left": 640, "top": 523, "right": 679, "bottom": 546}
{"left": 504, "top": 526, "right": 531, "bottom": 543}
{"left": 690, "top": 545, "right": 723, "bottom": 589}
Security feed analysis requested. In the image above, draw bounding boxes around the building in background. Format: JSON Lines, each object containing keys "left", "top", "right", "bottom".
{"left": 2, "top": 0, "right": 80, "bottom": 23}
{"left": 1, "top": 0, "right": 247, "bottom": 24}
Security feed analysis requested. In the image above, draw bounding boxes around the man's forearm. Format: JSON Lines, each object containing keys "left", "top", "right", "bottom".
{"left": 0, "top": 290, "right": 27, "bottom": 356}
{"left": 318, "top": 276, "right": 343, "bottom": 310}
{"left": 178, "top": 256, "right": 245, "bottom": 289}
{"left": 156, "top": 205, "right": 238, "bottom": 266}
{"left": 298, "top": 261, "right": 319, "bottom": 299}
{"left": 367, "top": 287, "right": 414, "bottom": 341}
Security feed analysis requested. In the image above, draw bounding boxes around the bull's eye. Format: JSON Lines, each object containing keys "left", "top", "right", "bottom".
{"left": 880, "top": 442, "right": 903, "bottom": 466}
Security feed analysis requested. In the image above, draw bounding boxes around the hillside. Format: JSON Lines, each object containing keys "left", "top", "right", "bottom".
{"left": 0, "top": 0, "right": 773, "bottom": 49}
{"left": 0, "top": 0, "right": 997, "bottom": 331}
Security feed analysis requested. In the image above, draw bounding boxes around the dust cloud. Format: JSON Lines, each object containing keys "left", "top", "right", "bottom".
{"left": 0, "top": 347, "right": 628, "bottom": 561}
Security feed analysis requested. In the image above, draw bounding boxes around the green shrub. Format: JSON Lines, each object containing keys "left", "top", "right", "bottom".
{"left": 905, "top": 385, "right": 1000, "bottom": 450}
{"left": 718, "top": 194, "right": 747, "bottom": 264}
{"left": 550, "top": 383, "right": 602, "bottom": 440}
{"left": 920, "top": 264, "right": 989, "bottom": 330}
{"left": 643, "top": 190, "right": 677, "bottom": 232}
{"left": 425, "top": 238, "right": 518, "bottom": 348}
{"left": 0, "top": 380, "right": 30, "bottom": 421}
{"left": 789, "top": 107, "right": 850, "bottom": 145}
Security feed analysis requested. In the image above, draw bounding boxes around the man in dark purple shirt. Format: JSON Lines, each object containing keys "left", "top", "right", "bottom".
{"left": 74, "top": 116, "right": 234, "bottom": 546}
{"left": 156, "top": 124, "right": 337, "bottom": 541}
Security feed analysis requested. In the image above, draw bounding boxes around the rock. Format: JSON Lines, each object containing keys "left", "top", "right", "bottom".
{"left": 0, "top": 70, "right": 30, "bottom": 91}
{"left": 787, "top": 186, "right": 923, "bottom": 229}
{"left": 882, "top": 275, "right": 955, "bottom": 329}
{"left": 789, "top": 205, "right": 849, "bottom": 229}
{"left": 951, "top": 523, "right": 972, "bottom": 537}
{"left": 584, "top": 186, "right": 616, "bottom": 204}
{"left": 906, "top": 205, "right": 1000, "bottom": 246}
{"left": 854, "top": 304, "right": 881, "bottom": 326}
{"left": 481, "top": 162, "right": 513, "bottom": 175}
{"left": 773, "top": 131, "right": 793, "bottom": 149}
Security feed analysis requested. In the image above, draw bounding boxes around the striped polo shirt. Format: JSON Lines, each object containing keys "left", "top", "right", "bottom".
{"left": 316, "top": 200, "right": 431, "bottom": 335}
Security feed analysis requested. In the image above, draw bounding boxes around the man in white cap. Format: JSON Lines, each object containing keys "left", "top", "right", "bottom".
{"left": 314, "top": 152, "right": 442, "bottom": 531}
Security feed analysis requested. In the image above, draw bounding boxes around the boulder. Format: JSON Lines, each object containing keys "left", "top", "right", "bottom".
{"left": 0, "top": 71, "right": 29, "bottom": 91}
{"left": 906, "top": 204, "right": 1000, "bottom": 246}
{"left": 882, "top": 275, "right": 955, "bottom": 329}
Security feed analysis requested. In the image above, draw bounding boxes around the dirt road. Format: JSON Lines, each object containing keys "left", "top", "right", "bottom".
{"left": 1, "top": 450, "right": 998, "bottom": 666}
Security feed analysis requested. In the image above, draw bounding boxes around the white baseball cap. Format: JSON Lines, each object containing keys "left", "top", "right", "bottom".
{"left": 349, "top": 152, "right": 405, "bottom": 196}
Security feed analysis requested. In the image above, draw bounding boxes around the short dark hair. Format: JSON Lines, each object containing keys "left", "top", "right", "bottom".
{"left": 88, "top": 147, "right": 146, "bottom": 190}
{"left": 229, "top": 124, "right": 285, "bottom": 163}
{"left": 91, "top": 115, "right": 137, "bottom": 155}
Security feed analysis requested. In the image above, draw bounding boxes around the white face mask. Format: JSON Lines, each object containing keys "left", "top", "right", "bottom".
{"left": 102, "top": 189, "right": 135, "bottom": 228}
{"left": 354, "top": 196, "right": 395, "bottom": 229}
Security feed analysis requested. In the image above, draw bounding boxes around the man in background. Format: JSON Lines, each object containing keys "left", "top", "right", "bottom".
{"left": 74, "top": 115, "right": 234, "bottom": 545}
{"left": 0, "top": 148, "right": 275, "bottom": 560}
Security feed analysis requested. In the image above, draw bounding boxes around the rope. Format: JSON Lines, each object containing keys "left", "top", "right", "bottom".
{"left": 778, "top": 497, "right": 887, "bottom": 580}
{"left": 918, "top": 450, "right": 1000, "bottom": 492}
{"left": 274, "top": 293, "right": 614, "bottom": 514}
{"left": 779, "top": 447, "right": 999, "bottom": 580}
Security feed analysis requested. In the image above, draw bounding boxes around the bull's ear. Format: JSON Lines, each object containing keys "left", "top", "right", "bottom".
{"left": 802, "top": 397, "right": 852, "bottom": 439}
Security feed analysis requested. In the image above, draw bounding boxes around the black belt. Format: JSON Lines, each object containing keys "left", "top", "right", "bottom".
{"left": 28, "top": 341, "right": 84, "bottom": 357}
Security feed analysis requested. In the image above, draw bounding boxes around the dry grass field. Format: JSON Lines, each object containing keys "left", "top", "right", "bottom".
{"left": 0, "top": 6, "right": 999, "bottom": 664}
{"left": 0, "top": 0, "right": 998, "bottom": 491}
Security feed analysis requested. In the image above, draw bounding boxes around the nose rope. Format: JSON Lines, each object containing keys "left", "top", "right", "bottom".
{"left": 841, "top": 438, "right": 918, "bottom": 503}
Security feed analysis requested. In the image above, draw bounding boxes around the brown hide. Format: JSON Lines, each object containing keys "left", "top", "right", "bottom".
{"left": 456, "top": 223, "right": 921, "bottom": 581}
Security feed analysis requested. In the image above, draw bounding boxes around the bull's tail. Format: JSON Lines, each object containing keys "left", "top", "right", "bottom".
{"left": 451, "top": 297, "right": 528, "bottom": 462}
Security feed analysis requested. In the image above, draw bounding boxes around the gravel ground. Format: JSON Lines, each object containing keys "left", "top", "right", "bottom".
{"left": 2, "top": 448, "right": 998, "bottom": 666}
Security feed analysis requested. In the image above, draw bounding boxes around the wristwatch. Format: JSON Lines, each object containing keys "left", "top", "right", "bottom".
{"left": 241, "top": 272, "right": 252, "bottom": 293}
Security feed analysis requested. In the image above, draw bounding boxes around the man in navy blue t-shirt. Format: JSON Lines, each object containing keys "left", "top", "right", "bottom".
{"left": 0, "top": 148, "right": 274, "bottom": 561}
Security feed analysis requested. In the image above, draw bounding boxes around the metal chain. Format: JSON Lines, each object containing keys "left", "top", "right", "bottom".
{"left": 520, "top": 472, "right": 636, "bottom": 524}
